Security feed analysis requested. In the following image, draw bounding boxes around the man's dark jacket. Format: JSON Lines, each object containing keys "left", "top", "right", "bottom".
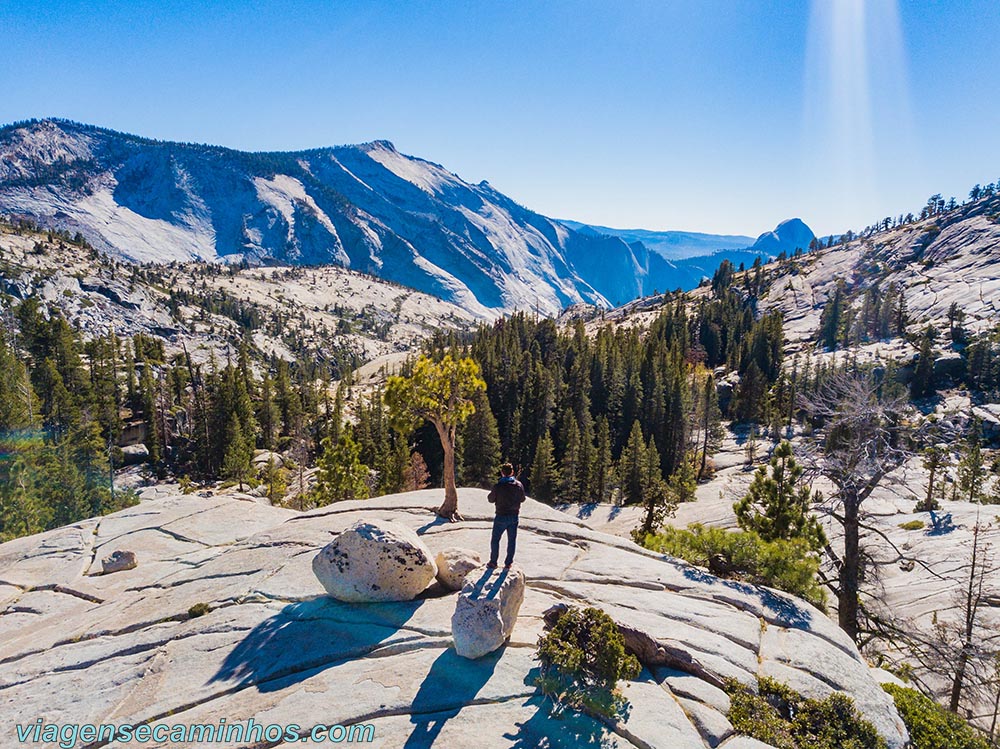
{"left": 488, "top": 476, "right": 526, "bottom": 516}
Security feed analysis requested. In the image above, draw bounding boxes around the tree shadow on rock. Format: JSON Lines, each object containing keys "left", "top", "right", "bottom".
{"left": 504, "top": 693, "right": 620, "bottom": 749}
{"left": 681, "top": 565, "right": 812, "bottom": 630}
{"left": 403, "top": 646, "right": 504, "bottom": 748}
{"left": 210, "top": 595, "right": 423, "bottom": 693}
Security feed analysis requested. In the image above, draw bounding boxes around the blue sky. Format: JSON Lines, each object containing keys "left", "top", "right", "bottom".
{"left": 1, "top": 0, "right": 998, "bottom": 237}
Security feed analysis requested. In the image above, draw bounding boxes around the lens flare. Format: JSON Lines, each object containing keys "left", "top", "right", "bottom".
{"left": 803, "top": 0, "right": 914, "bottom": 232}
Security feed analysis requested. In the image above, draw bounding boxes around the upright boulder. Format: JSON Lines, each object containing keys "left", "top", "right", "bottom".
{"left": 312, "top": 520, "right": 437, "bottom": 602}
{"left": 452, "top": 565, "right": 525, "bottom": 659}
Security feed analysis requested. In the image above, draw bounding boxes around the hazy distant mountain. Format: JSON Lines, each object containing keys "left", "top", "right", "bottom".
{"left": 748, "top": 218, "right": 815, "bottom": 257}
{"left": 559, "top": 220, "right": 754, "bottom": 259}
{"left": 563, "top": 217, "right": 815, "bottom": 298}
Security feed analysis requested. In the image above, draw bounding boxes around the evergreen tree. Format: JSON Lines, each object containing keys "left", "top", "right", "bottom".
{"left": 958, "top": 417, "right": 985, "bottom": 503}
{"left": 313, "top": 431, "right": 370, "bottom": 505}
{"left": 0, "top": 333, "right": 37, "bottom": 431}
{"left": 593, "top": 417, "right": 614, "bottom": 503}
{"left": 530, "top": 431, "right": 560, "bottom": 503}
{"left": 698, "top": 373, "right": 723, "bottom": 480}
{"left": 668, "top": 450, "right": 698, "bottom": 505}
{"left": 918, "top": 445, "right": 945, "bottom": 512}
{"left": 222, "top": 412, "right": 253, "bottom": 491}
{"left": 619, "top": 422, "right": 647, "bottom": 505}
{"left": 462, "top": 389, "right": 502, "bottom": 488}
{"left": 734, "top": 362, "right": 768, "bottom": 423}
{"left": 139, "top": 359, "right": 162, "bottom": 467}
{"left": 0, "top": 452, "right": 50, "bottom": 541}
{"left": 559, "top": 417, "right": 583, "bottom": 500}
{"left": 734, "top": 441, "right": 825, "bottom": 550}
{"left": 911, "top": 330, "right": 936, "bottom": 400}
{"left": 262, "top": 455, "right": 287, "bottom": 505}
{"left": 819, "top": 283, "right": 844, "bottom": 350}
{"left": 575, "top": 415, "right": 596, "bottom": 502}
{"left": 635, "top": 447, "right": 674, "bottom": 539}
{"left": 258, "top": 373, "right": 279, "bottom": 451}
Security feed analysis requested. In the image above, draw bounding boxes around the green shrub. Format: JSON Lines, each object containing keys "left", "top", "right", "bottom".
{"left": 536, "top": 606, "right": 640, "bottom": 720}
{"left": 188, "top": 602, "right": 210, "bottom": 618}
{"left": 726, "top": 677, "right": 886, "bottom": 749}
{"left": 882, "top": 683, "right": 989, "bottom": 749}
{"left": 899, "top": 520, "right": 925, "bottom": 531}
{"left": 640, "top": 524, "right": 827, "bottom": 609}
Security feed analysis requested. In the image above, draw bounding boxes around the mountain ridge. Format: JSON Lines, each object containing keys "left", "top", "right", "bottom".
{"left": 0, "top": 119, "right": 811, "bottom": 312}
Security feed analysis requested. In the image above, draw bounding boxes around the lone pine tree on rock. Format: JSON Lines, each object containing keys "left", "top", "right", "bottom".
{"left": 734, "top": 440, "right": 825, "bottom": 551}
{"left": 385, "top": 354, "right": 486, "bottom": 521}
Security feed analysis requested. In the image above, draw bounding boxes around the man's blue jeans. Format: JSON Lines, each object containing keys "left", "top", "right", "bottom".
{"left": 489, "top": 515, "right": 519, "bottom": 566}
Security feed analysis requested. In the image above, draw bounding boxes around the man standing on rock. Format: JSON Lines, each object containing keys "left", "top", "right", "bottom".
{"left": 487, "top": 463, "right": 526, "bottom": 569}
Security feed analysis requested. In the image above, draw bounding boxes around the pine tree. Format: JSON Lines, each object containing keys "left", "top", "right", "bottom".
{"left": 313, "top": 431, "right": 370, "bottom": 505}
{"left": 918, "top": 445, "right": 945, "bottom": 512}
{"left": 222, "top": 412, "right": 253, "bottom": 491}
{"left": 139, "top": 360, "right": 161, "bottom": 467}
{"left": 559, "top": 417, "right": 583, "bottom": 500}
{"left": 0, "top": 333, "right": 37, "bottom": 431}
{"left": 262, "top": 455, "right": 287, "bottom": 505}
{"left": 958, "top": 417, "right": 985, "bottom": 503}
{"left": 530, "top": 431, "right": 560, "bottom": 503}
{"left": 593, "top": 417, "right": 614, "bottom": 502}
{"left": 911, "top": 330, "right": 936, "bottom": 400}
{"left": 734, "top": 362, "right": 768, "bottom": 423}
{"left": 462, "top": 389, "right": 502, "bottom": 488}
{"left": 819, "top": 283, "right": 844, "bottom": 350}
{"left": 744, "top": 424, "right": 759, "bottom": 466}
{"left": 575, "top": 415, "right": 596, "bottom": 502}
{"left": 376, "top": 436, "right": 408, "bottom": 495}
{"left": 668, "top": 450, "right": 698, "bottom": 504}
{"left": 619, "top": 422, "right": 647, "bottom": 506}
{"left": 0, "top": 453, "right": 50, "bottom": 541}
{"left": 734, "top": 440, "right": 825, "bottom": 550}
{"left": 698, "top": 373, "right": 723, "bottom": 480}
{"left": 259, "top": 373, "right": 279, "bottom": 451}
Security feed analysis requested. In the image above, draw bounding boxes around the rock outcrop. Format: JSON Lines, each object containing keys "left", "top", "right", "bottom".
{"left": 435, "top": 547, "right": 483, "bottom": 591}
{"left": 0, "top": 488, "right": 908, "bottom": 748}
{"left": 452, "top": 565, "right": 525, "bottom": 659}
{"left": 312, "top": 519, "right": 437, "bottom": 602}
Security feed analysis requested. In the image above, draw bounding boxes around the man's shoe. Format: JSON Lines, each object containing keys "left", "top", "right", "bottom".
{"left": 486, "top": 562, "right": 498, "bottom": 569}
{"left": 504, "top": 563, "right": 513, "bottom": 569}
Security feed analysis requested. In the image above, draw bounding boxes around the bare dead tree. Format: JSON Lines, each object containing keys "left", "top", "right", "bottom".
{"left": 948, "top": 514, "right": 997, "bottom": 713}
{"left": 800, "top": 369, "right": 911, "bottom": 642}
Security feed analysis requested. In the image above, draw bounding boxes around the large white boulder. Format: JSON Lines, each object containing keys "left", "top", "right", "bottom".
{"left": 452, "top": 564, "right": 525, "bottom": 659}
{"left": 312, "top": 520, "right": 437, "bottom": 602}
{"left": 435, "top": 547, "right": 483, "bottom": 591}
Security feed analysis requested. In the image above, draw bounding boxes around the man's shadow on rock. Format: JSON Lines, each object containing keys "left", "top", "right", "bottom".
{"left": 403, "top": 647, "right": 504, "bottom": 748}
{"left": 209, "top": 596, "right": 422, "bottom": 692}
{"left": 468, "top": 566, "right": 508, "bottom": 600}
